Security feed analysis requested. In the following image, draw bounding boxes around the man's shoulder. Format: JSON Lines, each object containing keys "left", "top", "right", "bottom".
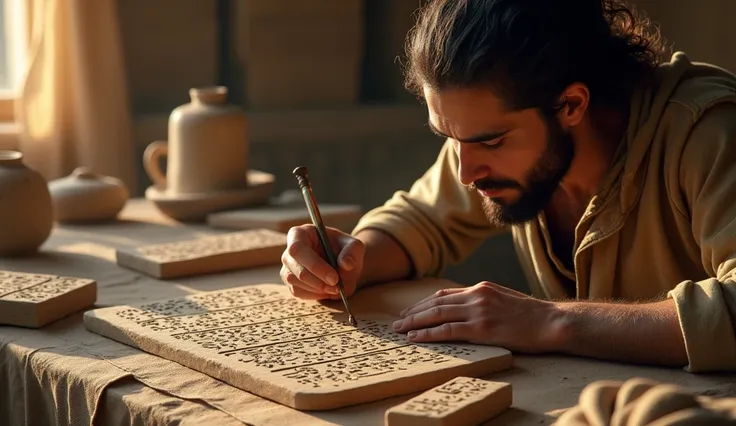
{"left": 648, "top": 61, "right": 736, "bottom": 196}
{"left": 666, "top": 61, "right": 736, "bottom": 121}
{"left": 653, "top": 60, "right": 736, "bottom": 161}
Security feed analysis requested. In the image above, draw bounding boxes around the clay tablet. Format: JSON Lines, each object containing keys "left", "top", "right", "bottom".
{"left": 207, "top": 204, "right": 362, "bottom": 233}
{"left": 0, "top": 271, "right": 96, "bottom": 328}
{"left": 83, "top": 284, "right": 513, "bottom": 410}
{"left": 385, "top": 376, "right": 512, "bottom": 426}
{"left": 115, "top": 229, "right": 287, "bottom": 279}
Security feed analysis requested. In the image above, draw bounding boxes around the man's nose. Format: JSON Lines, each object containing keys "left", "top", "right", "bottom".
{"left": 457, "top": 143, "right": 487, "bottom": 186}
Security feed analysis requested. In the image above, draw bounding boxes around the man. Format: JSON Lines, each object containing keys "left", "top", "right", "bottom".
{"left": 280, "top": 0, "right": 736, "bottom": 373}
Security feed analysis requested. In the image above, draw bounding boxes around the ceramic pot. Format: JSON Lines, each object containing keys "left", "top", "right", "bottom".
{"left": 143, "top": 86, "right": 248, "bottom": 195}
{"left": 0, "top": 151, "right": 53, "bottom": 256}
{"left": 48, "top": 167, "right": 130, "bottom": 223}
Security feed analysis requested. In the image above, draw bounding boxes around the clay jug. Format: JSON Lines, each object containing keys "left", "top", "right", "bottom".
{"left": 49, "top": 167, "right": 130, "bottom": 223}
{"left": 0, "top": 151, "right": 53, "bottom": 255}
{"left": 143, "top": 86, "right": 248, "bottom": 195}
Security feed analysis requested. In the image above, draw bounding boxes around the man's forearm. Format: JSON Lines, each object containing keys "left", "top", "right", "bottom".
{"left": 551, "top": 298, "right": 688, "bottom": 367}
{"left": 354, "top": 228, "right": 415, "bottom": 288}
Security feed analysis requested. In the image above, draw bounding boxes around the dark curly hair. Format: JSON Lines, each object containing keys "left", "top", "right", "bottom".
{"left": 404, "top": 0, "right": 669, "bottom": 112}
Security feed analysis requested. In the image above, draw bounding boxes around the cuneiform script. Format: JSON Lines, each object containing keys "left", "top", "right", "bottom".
{"left": 108, "top": 287, "right": 485, "bottom": 387}
{"left": 135, "top": 229, "right": 287, "bottom": 263}
{"left": 114, "top": 286, "right": 287, "bottom": 323}
{"left": 84, "top": 284, "right": 513, "bottom": 410}
{"left": 0, "top": 271, "right": 53, "bottom": 298}
{"left": 281, "top": 344, "right": 478, "bottom": 388}
{"left": 115, "top": 230, "right": 288, "bottom": 279}
{"left": 173, "top": 311, "right": 359, "bottom": 351}
{"left": 402, "top": 377, "right": 496, "bottom": 416}
{"left": 0, "top": 270, "right": 97, "bottom": 328}
{"left": 0, "top": 271, "right": 93, "bottom": 303}
{"left": 385, "top": 376, "right": 513, "bottom": 426}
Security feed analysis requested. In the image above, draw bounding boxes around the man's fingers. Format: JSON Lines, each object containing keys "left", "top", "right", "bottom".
{"left": 405, "top": 322, "right": 473, "bottom": 343}
{"left": 282, "top": 267, "right": 333, "bottom": 295}
{"left": 286, "top": 228, "right": 339, "bottom": 286}
{"left": 393, "top": 304, "right": 468, "bottom": 333}
{"left": 281, "top": 260, "right": 339, "bottom": 295}
{"left": 400, "top": 287, "right": 467, "bottom": 317}
{"left": 400, "top": 291, "right": 471, "bottom": 318}
{"left": 280, "top": 255, "right": 322, "bottom": 293}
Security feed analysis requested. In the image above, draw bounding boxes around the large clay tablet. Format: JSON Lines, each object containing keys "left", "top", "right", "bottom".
{"left": 385, "top": 376, "right": 512, "bottom": 426}
{"left": 115, "top": 229, "right": 287, "bottom": 279}
{"left": 0, "top": 271, "right": 97, "bottom": 328}
{"left": 83, "top": 284, "right": 513, "bottom": 410}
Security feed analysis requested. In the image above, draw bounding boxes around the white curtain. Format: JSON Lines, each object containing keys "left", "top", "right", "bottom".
{"left": 14, "top": 0, "right": 136, "bottom": 189}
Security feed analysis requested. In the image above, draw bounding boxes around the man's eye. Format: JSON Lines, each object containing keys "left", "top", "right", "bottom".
{"left": 483, "top": 138, "right": 504, "bottom": 149}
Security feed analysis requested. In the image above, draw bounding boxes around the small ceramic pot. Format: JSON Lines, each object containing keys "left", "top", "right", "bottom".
{"left": 48, "top": 167, "right": 129, "bottom": 223}
{"left": 0, "top": 151, "right": 53, "bottom": 255}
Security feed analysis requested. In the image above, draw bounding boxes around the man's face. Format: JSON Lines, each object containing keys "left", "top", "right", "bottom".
{"left": 424, "top": 85, "right": 575, "bottom": 226}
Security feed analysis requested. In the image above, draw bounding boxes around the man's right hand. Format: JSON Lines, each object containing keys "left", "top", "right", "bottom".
{"left": 280, "top": 224, "right": 365, "bottom": 300}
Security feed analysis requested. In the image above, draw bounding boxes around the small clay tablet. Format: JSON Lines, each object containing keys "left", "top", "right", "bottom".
{"left": 115, "top": 229, "right": 287, "bottom": 279}
{"left": 385, "top": 376, "right": 512, "bottom": 426}
{"left": 0, "top": 271, "right": 96, "bottom": 328}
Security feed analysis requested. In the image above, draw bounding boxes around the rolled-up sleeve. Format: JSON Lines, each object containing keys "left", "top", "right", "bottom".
{"left": 669, "top": 102, "right": 736, "bottom": 372}
{"left": 352, "top": 138, "right": 504, "bottom": 278}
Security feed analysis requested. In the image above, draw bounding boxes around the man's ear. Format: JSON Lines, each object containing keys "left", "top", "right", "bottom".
{"left": 559, "top": 82, "right": 589, "bottom": 127}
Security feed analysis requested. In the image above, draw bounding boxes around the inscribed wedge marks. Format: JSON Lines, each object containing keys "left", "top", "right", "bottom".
{"left": 136, "top": 229, "right": 287, "bottom": 262}
{"left": 385, "top": 376, "right": 513, "bottom": 425}
{"left": 0, "top": 271, "right": 53, "bottom": 297}
{"left": 84, "top": 284, "right": 513, "bottom": 410}
{"left": 2, "top": 277, "right": 93, "bottom": 303}
{"left": 114, "top": 286, "right": 286, "bottom": 323}
{"left": 0, "top": 271, "right": 97, "bottom": 328}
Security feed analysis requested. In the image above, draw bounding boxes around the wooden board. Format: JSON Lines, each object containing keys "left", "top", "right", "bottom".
{"left": 385, "top": 376, "right": 512, "bottom": 426}
{"left": 83, "top": 284, "right": 513, "bottom": 410}
{"left": 0, "top": 271, "right": 97, "bottom": 328}
{"left": 115, "top": 229, "right": 287, "bottom": 279}
{"left": 207, "top": 203, "right": 362, "bottom": 233}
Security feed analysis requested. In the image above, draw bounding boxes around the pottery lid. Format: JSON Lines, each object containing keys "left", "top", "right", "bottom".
{"left": 190, "top": 86, "right": 228, "bottom": 105}
{"left": 49, "top": 167, "right": 128, "bottom": 202}
{"left": 0, "top": 150, "right": 24, "bottom": 166}
{"left": 50, "top": 167, "right": 126, "bottom": 190}
{"left": 70, "top": 167, "right": 97, "bottom": 179}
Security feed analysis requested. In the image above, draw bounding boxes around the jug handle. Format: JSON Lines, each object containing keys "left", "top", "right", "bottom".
{"left": 143, "top": 141, "right": 168, "bottom": 189}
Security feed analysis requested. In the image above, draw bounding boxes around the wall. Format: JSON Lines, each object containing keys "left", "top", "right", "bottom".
{"left": 630, "top": 0, "right": 736, "bottom": 73}
{"left": 116, "top": 0, "right": 735, "bottom": 293}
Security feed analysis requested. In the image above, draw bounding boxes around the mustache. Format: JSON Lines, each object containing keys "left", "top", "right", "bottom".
{"left": 470, "top": 178, "right": 521, "bottom": 191}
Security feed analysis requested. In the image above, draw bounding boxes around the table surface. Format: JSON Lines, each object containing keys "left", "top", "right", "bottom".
{"left": 1, "top": 199, "right": 735, "bottom": 426}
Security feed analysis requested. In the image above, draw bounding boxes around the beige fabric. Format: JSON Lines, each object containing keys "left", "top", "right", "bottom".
{"left": 0, "top": 323, "right": 133, "bottom": 426}
{"left": 14, "top": 0, "right": 136, "bottom": 189}
{"left": 352, "top": 51, "right": 736, "bottom": 372}
{"left": 554, "top": 377, "right": 736, "bottom": 425}
{"left": 1, "top": 201, "right": 735, "bottom": 425}
{"left": 100, "top": 380, "right": 249, "bottom": 426}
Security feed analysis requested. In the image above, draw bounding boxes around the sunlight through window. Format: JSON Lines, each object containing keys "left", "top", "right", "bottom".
{"left": 0, "top": 0, "right": 26, "bottom": 95}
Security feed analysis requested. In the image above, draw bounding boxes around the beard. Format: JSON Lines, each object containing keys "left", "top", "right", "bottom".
{"left": 472, "top": 114, "right": 575, "bottom": 227}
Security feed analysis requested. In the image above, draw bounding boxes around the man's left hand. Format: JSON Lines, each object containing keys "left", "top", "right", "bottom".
{"left": 393, "top": 281, "right": 565, "bottom": 353}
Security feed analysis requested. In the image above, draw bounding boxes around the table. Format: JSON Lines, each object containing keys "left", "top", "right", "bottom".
{"left": 1, "top": 199, "right": 735, "bottom": 426}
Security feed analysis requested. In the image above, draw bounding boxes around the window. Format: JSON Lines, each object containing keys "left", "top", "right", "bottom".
{"left": 0, "top": 0, "right": 27, "bottom": 123}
